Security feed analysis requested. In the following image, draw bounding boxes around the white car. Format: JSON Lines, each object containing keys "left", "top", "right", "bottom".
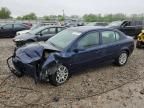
{"left": 16, "top": 23, "right": 50, "bottom": 36}
{"left": 16, "top": 30, "right": 30, "bottom": 35}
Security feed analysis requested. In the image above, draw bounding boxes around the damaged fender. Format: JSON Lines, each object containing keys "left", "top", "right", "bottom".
{"left": 41, "top": 53, "right": 60, "bottom": 75}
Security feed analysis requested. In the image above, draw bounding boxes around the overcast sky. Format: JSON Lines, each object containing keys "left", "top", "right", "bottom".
{"left": 0, "top": 0, "right": 144, "bottom": 17}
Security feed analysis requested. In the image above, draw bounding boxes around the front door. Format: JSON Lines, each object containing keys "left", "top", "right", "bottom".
{"left": 70, "top": 31, "right": 103, "bottom": 68}
{"left": 38, "top": 27, "right": 57, "bottom": 41}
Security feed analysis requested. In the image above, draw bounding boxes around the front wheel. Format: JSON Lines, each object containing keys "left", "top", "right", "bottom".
{"left": 49, "top": 64, "right": 69, "bottom": 86}
{"left": 115, "top": 51, "right": 128, "bottom": 66}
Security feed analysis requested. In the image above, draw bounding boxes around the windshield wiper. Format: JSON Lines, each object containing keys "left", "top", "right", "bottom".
{"left": 49, "top": 41, "right": 62, "bottom": 50}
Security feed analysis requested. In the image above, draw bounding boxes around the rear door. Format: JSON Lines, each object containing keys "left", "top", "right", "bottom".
{"left": 100, "top": 30, "right": 122, "bottom": 60}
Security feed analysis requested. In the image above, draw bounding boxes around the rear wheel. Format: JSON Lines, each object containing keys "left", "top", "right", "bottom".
{"left": 49, "top": 64, "right": 69, "bottom": 86}
{"left": 115, "top": 51, "right": 128, "bottom": 66}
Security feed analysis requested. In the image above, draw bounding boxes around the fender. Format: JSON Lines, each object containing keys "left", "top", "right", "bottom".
{"left": 41, "top": 53, "right": 58, "bottom": 75}
{"left": 120, "top": 46, "right": 130, "bottom": 55}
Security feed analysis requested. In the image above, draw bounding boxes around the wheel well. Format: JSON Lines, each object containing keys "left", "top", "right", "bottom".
{"left": 122, "top": 49, "right": 130, "bottom": 56}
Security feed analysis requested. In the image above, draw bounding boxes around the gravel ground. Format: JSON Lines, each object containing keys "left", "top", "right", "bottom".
{"left": 0, "top": 39, "right": 144, "bottom": 108}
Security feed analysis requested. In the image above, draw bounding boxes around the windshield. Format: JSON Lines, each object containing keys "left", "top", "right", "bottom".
{"left": 108, "top": 21, "right": 123, "bottom": 26}
{"left": 46, "top": 29, "right": 81, "bottom": 49}
{"left": 30, "top": 24, "right": 43, "bottom": 30}
{"left": 29, "top": 26, "right": 47, "bottom": 34}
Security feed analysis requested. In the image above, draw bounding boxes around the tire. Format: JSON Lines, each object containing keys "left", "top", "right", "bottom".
{"left": 115, "top": 51, "right": 128, "bottom": 66}
{"left": 49, "top": 64, "right": 69, "bottom": 86}
{"left": 136, "top": 41, "right": 142, "bottom": 48}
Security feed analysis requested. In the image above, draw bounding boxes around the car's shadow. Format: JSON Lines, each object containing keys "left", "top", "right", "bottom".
{"left": 71, "top": 61, "right": 114, "bottom": 77}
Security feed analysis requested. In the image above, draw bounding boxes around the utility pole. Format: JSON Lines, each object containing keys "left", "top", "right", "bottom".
{"left": 62, "top": 9, "right": 65, "bottom": 20}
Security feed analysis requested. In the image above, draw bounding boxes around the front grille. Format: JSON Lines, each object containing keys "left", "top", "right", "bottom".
{"left": 15, "top": 41, "right": 26, "bottom": 47}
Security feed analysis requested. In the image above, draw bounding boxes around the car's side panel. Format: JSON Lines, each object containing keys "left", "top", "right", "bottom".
{"left": 0, "top": 24, "right": 14, "bottom": 37}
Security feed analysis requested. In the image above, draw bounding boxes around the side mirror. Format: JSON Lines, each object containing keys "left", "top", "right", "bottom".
{"left": 40, "top": 33, "right": 43, "bottom": 36}
{"left": 1, "top": 27, "right": 4, "bottom": 29}
{"left": 73, "top": 46, "right": 85, "bottom": 53}
{"left": 36, "top": 32, "right": 42, "bottom": 36}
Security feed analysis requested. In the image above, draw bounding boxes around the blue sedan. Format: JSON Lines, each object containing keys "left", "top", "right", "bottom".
{"left": 7, "top": 26, "right": 134, "bottom": 86}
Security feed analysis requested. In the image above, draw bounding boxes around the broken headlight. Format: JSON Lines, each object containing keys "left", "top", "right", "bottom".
{"left": 44, "top": 51, "right": 49, "bottom": 59}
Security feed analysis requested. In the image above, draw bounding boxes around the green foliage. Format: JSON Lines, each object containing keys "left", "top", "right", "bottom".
{"left": 16, "top": 16, "right": 22, "bottom": 20}
{"left": 17, "top": 13, "right": 37, "bottom": 20}
{"left": 83, "top": 14, "right": 98, "bottom": 22}
{"left": 0, "top": 7, "right": 11, "bottom": 19}
{"left": 22, "top": 13, "right": 37, "bottom": 20}
{"left": 83, "top": 13, "right": 127, "bottom": 22}
{"left": 57, "top": 15, "right": 64, "bottom": 21}
{"left": 43, "top": 16, "right": 50, "bottom": 21}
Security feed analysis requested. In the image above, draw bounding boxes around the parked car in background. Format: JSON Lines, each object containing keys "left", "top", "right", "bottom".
{"left": 87, "top": 22, "right": 108, "bottom": 26}
{"left": 13, "top": 25, "right": 66, "bottom": 47}
{"left": 16, "top": 23, "right": 57, "bottom": 36}
{"left": 0, "top": 23, "right": 31, "bottom": 38}
{"left": 106, "top": 20, "right": 144, "bottom": 38}
{"left": 22, "top": 22, "right": 33, "bottom": 27}
{"left": 8, "top": 26, "right": 134, "bottom": 86}
{"left": 136, "top": 30, "right": 144, "bottom": 48}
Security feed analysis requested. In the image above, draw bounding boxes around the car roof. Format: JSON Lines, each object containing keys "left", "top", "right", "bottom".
{"left": 43, "top": 25, "right": 65, "bottom": 28}
{"left": 69, "top": 26, "right": 114, "bottom": 33}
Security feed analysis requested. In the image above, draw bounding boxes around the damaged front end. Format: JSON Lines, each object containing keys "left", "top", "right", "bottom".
{"left": 7, "top": 43, "right": 60, "bottom": 83}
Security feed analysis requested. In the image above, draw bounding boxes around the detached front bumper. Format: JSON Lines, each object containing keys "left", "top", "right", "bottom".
{"left": 7, "top": 56, "right": 39, "bottom": 83}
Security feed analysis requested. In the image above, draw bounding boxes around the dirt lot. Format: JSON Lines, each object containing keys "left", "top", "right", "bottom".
{"left": 0, "top": 39, "right": 144, "bottom": 108}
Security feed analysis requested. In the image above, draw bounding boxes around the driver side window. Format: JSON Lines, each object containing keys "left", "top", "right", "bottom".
{"left": 41, "top": 28, "right": 49, "bottom": 35}
{"left": 41, "top": 28, "right": 56, "bottom": 35}
{"left": 77, "top": 31, "right": 99, "bottom": 48}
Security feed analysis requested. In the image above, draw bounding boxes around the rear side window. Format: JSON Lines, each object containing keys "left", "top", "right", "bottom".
{"left": 14, "top": 24, "right": 25, "bottom": 29}
{"left": 77, "top": 32, "right": 99, "bottom": 48}
{"left": 49, "top": 28, "right": 56, "bottom": 34}
{"left": 41, "top": 27, "right": 56, "bottom": 35}
{"left": 57, "top": 27, "right": 65, "bottom": 32}
{"left": 115, "top": 32, "right": 121, "bottom": 41}
{"left": 101, "top": 31, "right": 121, "bottom": 44}
{"left": 130, "top": 21, "right": 143, "bottom": 26}
{"left": 3, "top": 24, "right": 13, "bottom": 29}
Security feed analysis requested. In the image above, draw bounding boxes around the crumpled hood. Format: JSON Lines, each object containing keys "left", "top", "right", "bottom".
{"left": 14, "top": 33, "right": 36, "bottom": 41}
{"left": 15, "top": 42, "right": 60, "bottom": 63}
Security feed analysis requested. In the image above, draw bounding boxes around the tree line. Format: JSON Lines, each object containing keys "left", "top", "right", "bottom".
{"left": 0, "top": 7, "right": 144, "bottom": 22}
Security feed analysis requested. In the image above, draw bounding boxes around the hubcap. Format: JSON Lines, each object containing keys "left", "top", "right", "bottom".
{"left": 56, "top": 65, "right": 68, "bottom": 84}
{"left": 119, "top": 53, "right": 127, "bottom": 65}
